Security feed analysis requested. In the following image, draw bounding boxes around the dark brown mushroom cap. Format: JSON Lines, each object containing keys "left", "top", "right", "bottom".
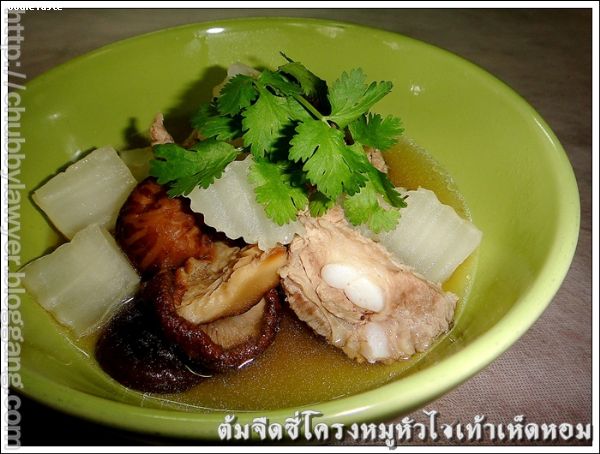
{"left": 95, "top": 297, "right": 205, "bottom": 393}
{"left": 146, "top": 268, "right": 281, "bottom": 372}
{"left": 115, "top": 178, "right": 214, "bottom": 277}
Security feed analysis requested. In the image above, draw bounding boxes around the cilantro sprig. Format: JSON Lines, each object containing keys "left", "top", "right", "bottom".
{"left": 150, "top": 54, "right": 406, "bottom": 233}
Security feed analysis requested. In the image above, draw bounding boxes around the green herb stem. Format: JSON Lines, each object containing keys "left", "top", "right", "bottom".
{"left": 292, "top": 93, "right": 324, "bottom": 121}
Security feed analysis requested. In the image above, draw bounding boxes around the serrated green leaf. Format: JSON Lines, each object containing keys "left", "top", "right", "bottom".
{"left": 257, "top": 70, "right": 303, "bottom": 96}
{"left": 202, "top": 116, "right": 243, "bottom": 141}
{"left": 343, "top": 142, "right": 374, "bottom": 175}
{"left": 278, "top": 55, "right": 327, "bottom": 98}
{"left": 326, "top": 68, "right": 393, "bottom": 128}
{"left": 343, "top": 181, "right": 400, "bottom": 233}
{"left": 367, "top": 203, "right": 400, "bottom": 233}
{"left": 248, "top": 158, "right": 308, "bottom": 225}
{"left": 349, "top": 113, "right": 404, "bottom": 150}
{"left": 217, "top": 74, "right": 258, "bottom": 115}
{"left": 289, "top": 119, "right": 368, "bottom": 198}
{"left": 327, "top": 68, "right": 368, "bottom": 115}
{"left": 281, "top": 96, "right": 310, "bottom": 123}
{"left": 150, "top": 140, "right": 238, "bottom": 196}
{"left": 191, "top": 102, "right": 242, "bottom": 141}
{"left": 242, "top": 86, "right": 294, "bottom": 158}
{"left": 364, "top": 165, "right": 407, "bottom": 208}
{"left": 309, "top": 191, "right": 335, "bottom": 217}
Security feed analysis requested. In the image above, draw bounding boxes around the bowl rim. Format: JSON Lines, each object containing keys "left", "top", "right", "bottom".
{"left": 16, "top": 16, "right": 581, "bottom": 439}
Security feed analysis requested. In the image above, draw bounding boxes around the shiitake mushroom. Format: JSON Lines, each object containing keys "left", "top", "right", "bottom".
{"left": 100, "top": 179, "right": 287, "bottom": 390}
{"left": 146, "top": 248, "right": 286, "bottom": 372}
{"left": 95, "top": 296, "right": 206, "bottom": 393}
{"left": 115, "top": 178, "right": 214, "bottom": 277}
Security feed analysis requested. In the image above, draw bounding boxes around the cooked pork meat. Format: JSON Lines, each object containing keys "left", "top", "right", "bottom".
{"left": 149, "top": 113, "right": 174, "bottom": 145}
{"left": 182, "top": 129, "right": 200, "bottom": 148}
{"left": 115, "top": 178, "right": 214, "bottom": 277}
{"left": 366, "top": 148, "right": 388, "bottom": 173}
{"left": 147, "top": 245, "right": 286, "bottom": 371}
{"left": 279, "top": 208, "right": 457, "bottom": 364}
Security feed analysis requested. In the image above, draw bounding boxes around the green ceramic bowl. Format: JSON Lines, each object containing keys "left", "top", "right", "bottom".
{"left": 14, "top": 18, "right": 579, "bottom": 438}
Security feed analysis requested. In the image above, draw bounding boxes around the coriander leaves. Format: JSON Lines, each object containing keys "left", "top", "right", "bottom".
{"left": 217, "top": 74, "right": 258, "bottom": 115}
{"left": 349, "top": 113, "right": 404, "bottom": 151}
{"left": 242, "top": 86, "right": 292, "bottom": 158}
{"left": 150, "top": 140, "right": 238, "bottom": 197}
{"left": 290, "top": 119, "right": 369, "bottom": 199}
{"left": 248, "top": 159, "right": 308, "bottom": 225}
{"left": 326, "top": 69, "right": 393, "bottom": 128}
{"left": 149, "top": 55, "right": 405, "bottom": 232}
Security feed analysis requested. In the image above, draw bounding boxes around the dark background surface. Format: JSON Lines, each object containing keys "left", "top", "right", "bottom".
{"left": 13, "top": 8, "right": 592, "bottom": 446}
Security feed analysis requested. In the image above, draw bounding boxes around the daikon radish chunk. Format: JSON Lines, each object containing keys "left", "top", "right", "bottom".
{"left": 365, "top": 188, "right": 482, "bottom": 283}
{"left": 118, "top": 147, "right": 153, "bottom": 181}
{"left": 32, "top": 147, "right": 137, "bottom": 238}
{"left": 186, "top": 156, "right": 304, "bottom": 251}
{"left": 22, "top": 224, "right": 140, "bottom": 337}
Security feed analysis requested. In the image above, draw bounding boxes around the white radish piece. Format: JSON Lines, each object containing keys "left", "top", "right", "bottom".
{"left": 118, "top": 147, "right": 153, "bottom": 181}
{"left": 22, "top": 224, "right": 140, "bottom": 337}
{"left": 33, "top": 147, "right": 137, "bottom": 238}
{"left": 365, "top": 188, "right": 482, "bottom": 283}
{"left": 186, "top": 156, "right": 304, "bottom": 251}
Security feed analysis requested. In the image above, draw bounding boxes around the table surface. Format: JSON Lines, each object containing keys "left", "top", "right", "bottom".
{"left": 14, "top": 8, "right": 592, "bottom": 446}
